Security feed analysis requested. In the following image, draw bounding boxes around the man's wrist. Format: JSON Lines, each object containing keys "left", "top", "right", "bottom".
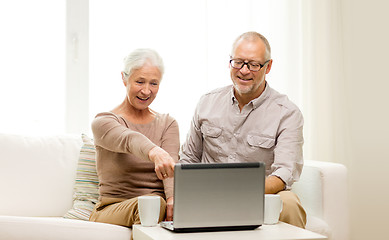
{"left": 265, "top": 175, "right": 286, "bottom": 194}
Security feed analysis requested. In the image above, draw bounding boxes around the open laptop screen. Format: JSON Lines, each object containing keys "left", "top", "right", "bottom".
{"left": 172, "top": 162, "right": 265, "bottom": 231}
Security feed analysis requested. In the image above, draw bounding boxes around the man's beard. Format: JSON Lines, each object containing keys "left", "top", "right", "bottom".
{"left": 233, "top": 77, "right": 265, "bottom": 95}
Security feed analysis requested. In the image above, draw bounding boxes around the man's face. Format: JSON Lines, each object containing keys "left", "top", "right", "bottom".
{"left": 230, "top": 38, "right": 272, "bottom": 100}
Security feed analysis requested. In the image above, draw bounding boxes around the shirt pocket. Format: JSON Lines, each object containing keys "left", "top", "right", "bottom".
{"left": 247, "top": 134, "right": 275, "bottom": 149}
{"left": 201, "top": 123, "right": 222, "bottom": 138}
{"left": 245, "top": 134, "right": 275, "bottom": 166}
{"left": 200, "top": 123, "right": 223, "bottom": 159}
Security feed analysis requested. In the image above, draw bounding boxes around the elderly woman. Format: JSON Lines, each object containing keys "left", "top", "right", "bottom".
{"left": 89, "top": 49, "right": 179, "bottom": 227}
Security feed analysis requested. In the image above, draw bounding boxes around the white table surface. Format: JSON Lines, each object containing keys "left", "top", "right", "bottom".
{"left": 133, "top": 222, "right": 327, "bottom": 240}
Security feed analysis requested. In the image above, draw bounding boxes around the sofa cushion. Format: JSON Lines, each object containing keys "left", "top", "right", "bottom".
{"left": 64, "top": 134, "right": 99, "bottom": 220}
{"left": 291, "top": 164, "right": 323, "bottom": 218}
{"left": 0, "top": 133, "right": 82, "bottom": 217}
{"left": 0, "top": 216, "right": 131, "bottom": 240}
{"left": 305, "top": 215, "right": 332, "bottom": 239}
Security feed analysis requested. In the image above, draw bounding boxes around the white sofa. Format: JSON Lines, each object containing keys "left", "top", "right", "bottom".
{"left": 0, "top": 133, "right": 348, "bottom": 240}
{"left": 0, "top": 133, "right": 131, "bottom": 240}
{"left": 292, "top": 160, "right": 349, "bottom": 240}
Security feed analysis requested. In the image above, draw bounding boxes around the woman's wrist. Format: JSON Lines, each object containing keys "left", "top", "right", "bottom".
{"left": 148, "top": 146, "right": 160, "bottom": 162}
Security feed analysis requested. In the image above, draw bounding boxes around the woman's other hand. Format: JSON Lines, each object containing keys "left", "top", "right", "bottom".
{"left": 148, "top": 146, "right": 175, "bottom": 180}
{"left": 165, "top": 197, "right": 174, "bottom": 221}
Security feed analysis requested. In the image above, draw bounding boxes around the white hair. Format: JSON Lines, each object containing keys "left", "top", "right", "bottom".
{"left": 122, "top": 48, "right": 164, "bottom": 78}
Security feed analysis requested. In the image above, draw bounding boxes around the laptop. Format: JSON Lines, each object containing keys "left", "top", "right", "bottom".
{"left": 160, "top": 162, "right": 265, "bottom": 232}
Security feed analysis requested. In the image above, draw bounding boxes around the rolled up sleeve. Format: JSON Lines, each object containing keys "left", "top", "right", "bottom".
{"left": 271, "top": 106, "right": 304, "bottom": 189}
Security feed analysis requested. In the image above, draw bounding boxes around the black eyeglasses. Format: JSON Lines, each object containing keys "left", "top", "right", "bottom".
{"left": 229, "top": 59, "right": 270, "bottom": 72}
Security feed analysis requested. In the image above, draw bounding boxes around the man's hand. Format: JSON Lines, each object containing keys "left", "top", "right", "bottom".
{"left": 148, "top": 146, "right": 175, "bottom": 180}
{"left": 265, "top": 175, "right": 286, "bottom": 194}
{"left": 165, "top": 197, "right": 174, "bottom": 221}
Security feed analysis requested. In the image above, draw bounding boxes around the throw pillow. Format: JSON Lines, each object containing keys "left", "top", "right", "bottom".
{"left": 63, "top": 134, "right": 99, "bottom": 220}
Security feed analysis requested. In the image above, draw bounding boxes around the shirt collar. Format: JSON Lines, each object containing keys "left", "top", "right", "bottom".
{"left": 230, "top": 87, "right": 237, "bottom": 105}
{"left": 251, "top": 82, "right": 271, "bottom": 109}
{"left": 230, "top": 82, "right": 271, "bottom": 109}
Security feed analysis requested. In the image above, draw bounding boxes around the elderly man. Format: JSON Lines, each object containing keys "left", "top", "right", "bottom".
{"left": 179, "top": 31, "right": 306, "bottom": 228}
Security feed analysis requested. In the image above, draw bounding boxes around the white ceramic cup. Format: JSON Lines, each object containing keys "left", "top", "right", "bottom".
{"left": 138, "top": 196, "right": 161, "bottom": 227}
{"left": 264, "top": 194, "right": 283, "bottom": 225}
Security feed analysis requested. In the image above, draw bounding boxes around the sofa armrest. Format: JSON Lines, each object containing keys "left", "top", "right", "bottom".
{"left": 292, "top": 160, "right": 349, "bottom": 239}
{"left": 292, "top": 160, "right": 349, "bottom": 240}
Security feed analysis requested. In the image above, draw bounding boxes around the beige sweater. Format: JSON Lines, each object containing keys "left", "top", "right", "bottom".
{"left": 91, "top": 112, "right": 180, "bottom": 200}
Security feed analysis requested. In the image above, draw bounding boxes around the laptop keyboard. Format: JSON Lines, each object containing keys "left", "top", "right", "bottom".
{"left": 160, "top": 221, "right": 174, "bottom": 230}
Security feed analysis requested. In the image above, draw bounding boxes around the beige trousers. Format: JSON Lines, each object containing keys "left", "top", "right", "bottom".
{"left": 89, "top": 191, "right": 305, "bottom": 230}
{"left": 278, "top": 190, "right": 307, "bottom": 228}
{"left": 89, "top": 195, "right": 167, "bottom": 227}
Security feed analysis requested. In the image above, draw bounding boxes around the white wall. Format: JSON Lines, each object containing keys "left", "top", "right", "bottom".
{"left": 340, "top": 0, "right": 389, "bottom": 239}
{"left": 302, "top": 1, "right": 389, "bottom": 239}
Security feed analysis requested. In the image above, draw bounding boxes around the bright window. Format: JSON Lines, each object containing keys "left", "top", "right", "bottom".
{"left": 0, "top": 0, "right": 66, "bottom": 135}
{"left": 89, "top": 0, "right": 302, "bottom": 142}
{"left": 0, "top": 0, "right": 303, "bottom": 140}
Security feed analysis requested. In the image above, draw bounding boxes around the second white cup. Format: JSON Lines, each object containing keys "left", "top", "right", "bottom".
{"left": 138, "top": 196, "right": 161, "bottom": 227}
{"left": 264, "top": 194, "right": 283, "bottom": 225}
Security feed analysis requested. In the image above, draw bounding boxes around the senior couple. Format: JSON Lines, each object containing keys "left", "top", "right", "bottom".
{"left": 89, "top": 31, "right": 306, "bottom": 229}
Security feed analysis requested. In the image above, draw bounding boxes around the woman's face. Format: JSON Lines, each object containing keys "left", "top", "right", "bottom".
{"left": 123, "top": 61, "right": 162, "bottom": 111}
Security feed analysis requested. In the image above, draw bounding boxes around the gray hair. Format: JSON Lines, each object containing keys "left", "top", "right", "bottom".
{"left": 231, "top": 31, "right": 271, "bottom": 60}
{"left": 122, "top": 48, "right": 164, "bottom": 78}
